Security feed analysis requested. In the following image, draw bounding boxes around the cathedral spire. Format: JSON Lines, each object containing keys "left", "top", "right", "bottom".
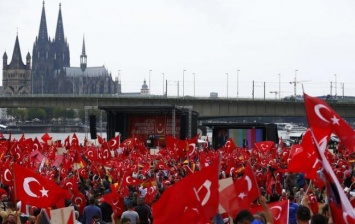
{"left": 82, "top": 36, "right": 86, "bottom": 55}
{"left": 37, "top": 1, "right": 49, "bottom": 43}
{"left": 80, "top": 36, "right": 87, "bottom": 71}
{"left": 55, "top": 3, "right": 65, "bottom": 42}
{"left": 9, "top": 34, "right": 25, "bottom": 69}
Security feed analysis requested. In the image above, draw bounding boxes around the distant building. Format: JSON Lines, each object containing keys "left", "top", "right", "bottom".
{"left": 2, "top": 35, "right": 31, "bottom": 95}
{"left": 30, "top": 2, "right": 118, "bottom": 95}
{"left": 141, "top": 79, "right": 150, "bottom": 95}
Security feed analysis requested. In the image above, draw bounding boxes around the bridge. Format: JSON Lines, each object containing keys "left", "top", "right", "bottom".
{"left": 1, "top": 94, "right": 355, "bottom": 118}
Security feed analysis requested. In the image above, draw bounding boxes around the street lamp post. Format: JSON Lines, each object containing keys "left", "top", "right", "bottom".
{"left": 183, "top": 70, "right": 186, "bottom": 97}
{"left": 278, "top": 74, "right": 281, "bottom": 99}
{"left": 149, "top": 70, "right": 152, "bottom": 93}
{"left": 226, "top": 73, "right": 229, "bottom": 98}
{"left": 237, "top": 69, "right": 240, "bottom": 98}
{"left": 42, "top": 75, "right": 44, "bottom": 95}
{"left": 334, "top": 74, "right": 337, "bottom": 96}
{"left": 294, "top": 70, "right": 297, "bottom": 97}
{"left": 162, "top": 73, "right": 164, "bottom": 96}
{"left": 192, "top": 73, "right": 195, "bottom": 97}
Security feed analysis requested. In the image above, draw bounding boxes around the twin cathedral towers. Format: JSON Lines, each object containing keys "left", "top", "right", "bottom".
{"left": 2, "top": 2, "right": 120, "bottom": 95}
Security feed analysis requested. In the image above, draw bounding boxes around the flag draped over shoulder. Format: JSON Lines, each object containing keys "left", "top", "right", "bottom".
{"left": 152, "top": 158, "right": 219, "bottom": 224}
{"left": 14, "top": 164, "right": 69, "bottom": 208}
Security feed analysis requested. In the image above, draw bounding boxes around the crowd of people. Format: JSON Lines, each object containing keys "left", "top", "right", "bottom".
{"left": 0, "top": 129, "right": 353, "bottom": 224}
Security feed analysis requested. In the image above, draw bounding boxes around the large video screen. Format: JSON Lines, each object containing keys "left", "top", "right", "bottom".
{"left": 128, "top": 115, "right": 181, "bottom": 145}
{"left": 213, "top": 128, "right": 264, "bottom": 149}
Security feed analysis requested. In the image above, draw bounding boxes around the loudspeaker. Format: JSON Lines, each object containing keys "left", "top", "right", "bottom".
{"left": 89, "top": 115, "right": 97, "bottom": 139}
{"left": 265, "top": 123, "right": 278, "bottom": 143}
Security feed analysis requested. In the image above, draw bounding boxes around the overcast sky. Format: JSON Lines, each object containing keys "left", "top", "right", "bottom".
{"left": 2, "top": 0, "right": 355, "bottom": 99}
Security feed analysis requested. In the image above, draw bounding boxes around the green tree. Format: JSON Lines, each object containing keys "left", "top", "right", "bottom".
{"left": 27, "top": 108, "right": 46, "bottom": 121}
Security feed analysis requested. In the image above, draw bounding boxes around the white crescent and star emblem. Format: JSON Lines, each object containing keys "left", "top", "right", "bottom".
{"left": 24, "top": 177, "right": 39, "bottom": 197}
{"left": 245, "top": 176, "right": 252, "bottom": 191}
{"left": 260, "top": 144, "right": 267, "bottom": 150}
{"left": 66, "top": 182, "right": 73, "bottom": 188}
{"left": 270, "top": 206, "right": 282, "bottom": 220}
{"left": 24, "top": 177, "right": 48, "bottom": 198}
{"left": 126, "top": 176, "right": 132, "bottom": 184}
{"left": 314, "top": 104, "right": 331, "bottom": 123}
{"left": 4, "top": 169, "right": 12, "bottom": 182}
{"left": 156, "top": 123, "right": 164, "bottom": 134}
{"left": 87, "top": 151, "right": 94, "bottom": 157}
{"left": 113, "top": 199, "right": 119, "bottom": 206}
{"left": 188, "top": 143, "right": 196, "bottom": 156}
{"left": 75, "top": 196, "right": 83, "bottom": 205}
{"left": 109, "top": 139, "right": 117, "bottom": 147}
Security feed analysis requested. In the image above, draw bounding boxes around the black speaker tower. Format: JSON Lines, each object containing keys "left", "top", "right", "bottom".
{"left": 89, "top": 115, "right": 97, "bottom": 139}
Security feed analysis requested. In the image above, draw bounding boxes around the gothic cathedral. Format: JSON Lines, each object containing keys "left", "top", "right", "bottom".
{"left": 3, "top": 2, "right": 119, "bottom": 95}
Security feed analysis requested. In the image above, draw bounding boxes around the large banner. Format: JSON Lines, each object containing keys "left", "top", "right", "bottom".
{"left": 128, "top": 115, "right": 181, "bottom": 144}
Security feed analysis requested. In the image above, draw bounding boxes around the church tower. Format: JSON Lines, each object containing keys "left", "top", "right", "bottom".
{"left": 3, "top": 34, "right": 31, "bottom": 94}
{"left": 80, "top": 37, "right": 87, "bottom": 71}
{"left": 32, "top": 2, "right": 70, "bottom": 94}
{"left": 32, "top": 1, "right": 53, "bottom": 94}
{"left": 52, "top": 3, "right": 70, "bottom": 70}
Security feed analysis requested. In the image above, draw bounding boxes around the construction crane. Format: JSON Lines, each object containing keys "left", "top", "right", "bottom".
{"left": 289, "top": 70, "right": 310, "bottom": 97}
{"left": 270, "top": 91, "right": 279, "bottom": 99}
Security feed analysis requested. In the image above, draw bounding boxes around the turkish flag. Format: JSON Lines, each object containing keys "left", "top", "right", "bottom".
{"left": 64, "top": 135, "right": 71, "bottom": 149}
{"left": 99, "top": 192, "right": 125, "bottom": 217}
{"left": 41, "top": 133, "right": 52, "bottom": 144}
{"left": 222, "top": 138, "right": 237, "bottom": 153}
{"left": 144, "top": 181, "right": 158, "bottom": 204}
{"left": 254, "top": 141, "right": 275, "bottom": 154}
{"left": 71, "top": 133, "right": 79, "bottom": 146}
{"left": 152, "top": 159, "right": 219, "bottom": 223}
{"left": 304, "top": 94, "right": 355, "bottom": 152}
{"left": 14, "top": 164, "right": 69, "bottom": 208}
{"left": 61, "top": 177, "right": 78, "bottom": 191}
{"left": 107, "top": 135, "right": 120, "bottom": 150}
{"left": 251, "top": 200, "right": 289, "bottom": 224}
{"left": 288, "top": 130, "right": 322, "bottom": 179}
{"left": 219, "top": 163, "right": 259, "bottom": 218}
{"left": 155, "top": 160, "right": 170, "bottom": 170}
{"left": 72, "top": 190, "right": 86, "bottom": 214}
{"left": 121, "top": 173, "right": 143, "bottom": 187}
{"left": 310, "top": 128, "right": 355, "bottom": 221}
{"left": 1, "top": 161, "right": 13, "bottom": 186}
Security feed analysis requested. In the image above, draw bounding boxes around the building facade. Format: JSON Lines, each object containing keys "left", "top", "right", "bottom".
{"left": 2, "top": 35, "right": 31, "bottom": 95}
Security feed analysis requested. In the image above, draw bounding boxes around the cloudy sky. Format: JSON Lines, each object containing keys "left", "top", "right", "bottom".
{"left": 2, "top": 0, "right": 355, "bottom": 99}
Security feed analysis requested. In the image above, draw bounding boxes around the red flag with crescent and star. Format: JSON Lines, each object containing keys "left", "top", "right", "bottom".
{"left": 107, "top": 135, "right": 120, "bottom": 150}
{"left": 304, "top": 93, "right": 355, "bottom": 152}
{"left": 152, "top": 157, "right": 219, "bottom": 223}
{"left": 251, "top": 200, "right": 289, "bottom": 224}
{"left": 13, "top": 164, "right": 69, "bottom": 208}
{"left": 219, "top": 163, "right": 260, "bottom": 218}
